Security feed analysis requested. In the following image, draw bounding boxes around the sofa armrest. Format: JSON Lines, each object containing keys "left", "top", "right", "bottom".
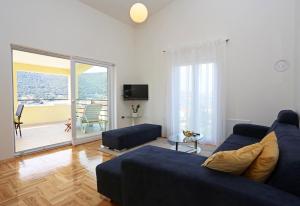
{"left": 233, "top": 124, "right": 269, "bottom": 139}
{"left": 121, "top": 150, "right": 300, "bottom": 206}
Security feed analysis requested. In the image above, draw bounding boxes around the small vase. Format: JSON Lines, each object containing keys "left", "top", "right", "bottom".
{"left": 132, "top": 112, "right": 138, "bottom": 118}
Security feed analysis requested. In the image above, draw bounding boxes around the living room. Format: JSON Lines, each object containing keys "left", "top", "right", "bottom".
{"left": 0, "top": 0, "right": 300, "bottom": 205}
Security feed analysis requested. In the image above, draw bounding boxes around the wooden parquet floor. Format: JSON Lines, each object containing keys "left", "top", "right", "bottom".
{"left": 0, "top": 141, "right": 117, "bottom": 206}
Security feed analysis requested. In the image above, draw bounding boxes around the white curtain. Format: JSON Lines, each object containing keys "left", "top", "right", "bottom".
{"left": 165, "top": 40, "right": 227, "bottom": 146}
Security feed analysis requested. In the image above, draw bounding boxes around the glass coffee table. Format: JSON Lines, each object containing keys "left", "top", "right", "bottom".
{"left": 168, "top": 133, "right": 204, "bottom": 154}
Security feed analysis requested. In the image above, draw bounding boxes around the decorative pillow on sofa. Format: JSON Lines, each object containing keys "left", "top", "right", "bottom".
{"left": 243, "top": 131, "right": 279, "bottom": 182}
{"left": 202, "top": 143, "right": 263, "bottom": 175}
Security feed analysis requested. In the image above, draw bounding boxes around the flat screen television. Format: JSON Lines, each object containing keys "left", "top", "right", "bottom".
{"left": 123, "top": 84, "right": 148, "bottom": 100}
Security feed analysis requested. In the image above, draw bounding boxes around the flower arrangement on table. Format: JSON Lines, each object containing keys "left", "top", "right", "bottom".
{"left": 131, "top": 104, "right": 140, "bottom": 117}
{"left": 183, "top": 130, "right": 200, "bottom": 141}
{"left": 183, "top": 130, "right": 200, "bottom": 137}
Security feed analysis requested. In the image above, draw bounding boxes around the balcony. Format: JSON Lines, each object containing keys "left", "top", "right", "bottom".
{"left": 15, "top": 99, "right": 109, "bottom": 152}
{"left": 13, "top": 50, "right": 109, "bottom": 152}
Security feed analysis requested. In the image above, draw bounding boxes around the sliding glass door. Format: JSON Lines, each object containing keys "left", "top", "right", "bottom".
{"left": 12, "top": 48, "right": 72, "bottom": 154}
{"left": 11, "top": 45, "right": 116, "bottom": 154}
{"left": 71, "top": 58, "right": 114, "bottom": 145}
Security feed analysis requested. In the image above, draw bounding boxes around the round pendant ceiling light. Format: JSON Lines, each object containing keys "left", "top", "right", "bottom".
{"left": 130, "top": 3, "right": 148, "bottom": 23}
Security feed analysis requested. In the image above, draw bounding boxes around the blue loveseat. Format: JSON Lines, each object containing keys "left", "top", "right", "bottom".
{"left": 96, "top": 110, "right": 300, "bottom": 206}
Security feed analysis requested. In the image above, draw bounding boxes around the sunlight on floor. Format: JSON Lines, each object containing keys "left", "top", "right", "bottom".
{"left": 15, "top": 122, "right": 71, "bottom": 152}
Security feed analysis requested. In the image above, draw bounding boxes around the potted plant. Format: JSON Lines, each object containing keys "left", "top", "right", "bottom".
{"left": 131, "top": 104, "right": 140, "bottom": 117}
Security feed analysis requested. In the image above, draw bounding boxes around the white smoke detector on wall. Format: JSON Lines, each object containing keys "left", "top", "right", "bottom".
{"left": 274, "top": 60, "right": 289, "bottom": 72}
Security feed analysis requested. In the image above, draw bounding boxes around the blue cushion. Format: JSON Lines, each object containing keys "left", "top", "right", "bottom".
{"left": 277, "top": 110, "right": 299, "bottom": 127}
{"left": 233, "top": 124, "right": 269, "bottom": 139}
{"left": 266, "top": 123, "right": 300, "bottom": 197}
{"left": 214, "top": 134, "right": 259, "bottom": 153}
{"left": 102, "top": 124, "right": 161, "bottom": 150}
{"left": 96, "top": 146, "right": 161, "bottom": 204}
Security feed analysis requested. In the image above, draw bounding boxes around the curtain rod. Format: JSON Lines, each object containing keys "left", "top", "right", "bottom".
{"left": 162, "top": 39, "right": 230, "bottom": 53}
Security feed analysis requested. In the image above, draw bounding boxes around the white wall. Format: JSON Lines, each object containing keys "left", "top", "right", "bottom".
{"left": 0, "top": 0, "right": 136, "bottom": 160}
{"left": 295, "top": 0, "right": 300, "bottom": 112}
{"left": 0, "top": 0, "right": 298, "bottom": 160}
{"left": 135, "top": 0, "right": 296, "bottom": 135}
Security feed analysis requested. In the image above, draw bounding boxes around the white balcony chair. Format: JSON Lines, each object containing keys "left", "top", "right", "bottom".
{"left": 79, "top": 104, "right": 105, "bottom": 133}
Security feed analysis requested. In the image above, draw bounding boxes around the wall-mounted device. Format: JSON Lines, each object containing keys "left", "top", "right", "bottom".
{"left": 274, "top": 59, "right": 289, "bottom": 72}
{"left": 123, "top": 84, "right": 148, "bottom": 100}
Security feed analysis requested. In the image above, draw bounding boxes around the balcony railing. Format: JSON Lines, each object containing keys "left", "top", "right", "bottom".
{"left": 18, "top": 99, "right": 109, "bottom": 120}
{"left": 18, "top": 98, "right": 69, "bottom": 105}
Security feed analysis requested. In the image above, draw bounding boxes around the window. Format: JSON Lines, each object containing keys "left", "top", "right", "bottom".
{"left": 78, "top": 66, "right": 108, "bottom": 100}
{"left": 168, "top": 40, "right": 226, "bottom": 145}
{"left": 176, "top": 63, "right": 215, "bottom": 140}
{"left": 17, "top": 71, "right": 69, "bottom": 105}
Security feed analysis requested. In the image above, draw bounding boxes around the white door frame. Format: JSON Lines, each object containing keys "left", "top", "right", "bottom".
{"left": 70, "top": 57, "right": 116, "bottom": 146}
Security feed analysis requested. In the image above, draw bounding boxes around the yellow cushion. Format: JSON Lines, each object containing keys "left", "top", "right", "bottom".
{"left": 202, "top": 143, "right": 263, "bottom": 175}
{"left": 243, "top": 132, "right": 279, "bottom": 182}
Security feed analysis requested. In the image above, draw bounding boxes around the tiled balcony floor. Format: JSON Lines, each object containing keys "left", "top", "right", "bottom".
{"left": 15, "top": 122, "right": 104, "bottom": 152}
{"left": 15, "top": 122, "right": 72, "bottom": 152}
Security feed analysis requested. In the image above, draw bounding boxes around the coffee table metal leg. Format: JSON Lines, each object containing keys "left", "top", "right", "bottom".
{"left": 195, "top": 140, "right": 201, "bottom": 154}
{"left": 176, "top": 142, "right": 178, "bottom": 151}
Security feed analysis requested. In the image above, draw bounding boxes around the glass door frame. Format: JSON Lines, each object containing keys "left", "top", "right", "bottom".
{"left": 70, "top": 57, "right": 116, "bottom": 145}
{"left": 11, "top": 45, "right": 73, "bottom": 155}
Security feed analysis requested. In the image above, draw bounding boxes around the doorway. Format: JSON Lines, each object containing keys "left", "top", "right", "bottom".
{"left": 12, "top": 46, "right": 115, "bottom": 154}
{"left": 71, "top": 58, "right": 115, "bottom": 145}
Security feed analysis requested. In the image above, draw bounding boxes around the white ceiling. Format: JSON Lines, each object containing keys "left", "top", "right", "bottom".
{"left": 13, "top": 50, "right": 70, "bottom": 69}
{"left": 79, "top": 0, "right": 174, "bottom": 25}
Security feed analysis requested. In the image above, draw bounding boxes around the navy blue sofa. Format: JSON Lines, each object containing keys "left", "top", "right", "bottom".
{"left": 96, "top": 110, "right": 300, "bottom": 206}
{"left": 102, "top": 124, "right": 161, "bottom": 150}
